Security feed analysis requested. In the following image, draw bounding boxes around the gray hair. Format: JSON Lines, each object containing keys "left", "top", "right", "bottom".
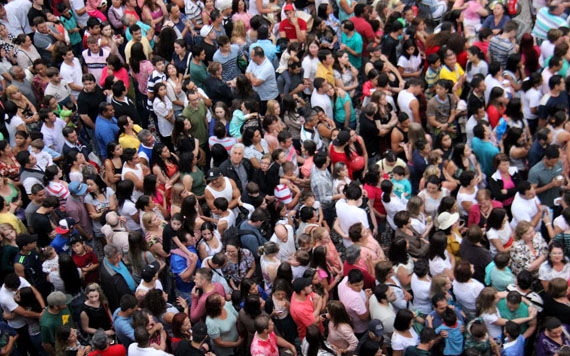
{"left": 138, "top": 129, "right": 152, "bottom": 142}
{"left": 345, "top": 244, "right": 361, "bottom": 265}
{"left": 231, "top": 143, "right": 245, "bottom": 154}
{"left": 103, "top": 244, "right": 121, "bottom": 258}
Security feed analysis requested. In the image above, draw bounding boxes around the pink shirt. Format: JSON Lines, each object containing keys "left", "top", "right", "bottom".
{"left": 250, "top": 332, "right": 279, "bottom": 356}
{"left": 338, "top": 277, "right": 368, "bottom": 333}
{"left": 327, "top": 323, "right": 359, "bottom": 352}
{"left": 189, "top": 283, "right": 225, "bottom": 323}
{"left": 464, "top": 1, "right": 483, "bottom": 21}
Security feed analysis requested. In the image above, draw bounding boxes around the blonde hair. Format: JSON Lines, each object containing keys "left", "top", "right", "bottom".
{"left": 422, "top": 165, "right": 441, "bottom": 182}
{"left": 514, "top": 221, "right": 533, "bottom": 241}
{"left": 231, "top": 20, "right": 246, "bottom": 43}
{"left": 476, "top": 287, "right": 498, "bottom": 316}
{"left": 0, "top": 223, "right": 15, "bottom": 245}
{"left": 85, "top": 282, "right": 109, "bottom": 307}
{"left": 142, "top": 211, "right": 155, "bottom": 231}
{"left": 265, "top": 99, "right": 280, "bottom": 117}
{"left": 171, "top": 183, "right": 185, "bottom": 206}
{"left": 6, "top": 85, "right": 20, "bottom": 100}
{"left": 406, "top": 196, "right": 423, "bottom": 218}
{"left": 310, "top": 227, "right": 327, "bottom": 243}
{"left": 429, "top": 273, "right": 449, "bottom": 297}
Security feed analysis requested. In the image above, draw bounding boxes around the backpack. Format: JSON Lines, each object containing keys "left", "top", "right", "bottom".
{"left": 222, "top": 225, "right": 250, "bottom": 245}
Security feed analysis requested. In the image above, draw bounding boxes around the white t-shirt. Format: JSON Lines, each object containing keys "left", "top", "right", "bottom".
{"left": 452, "top": 279, "right": 485, "bottom": 314}
{"left": 554, "top": 215, "right": 570, "bottom": 232}
{"left": 391, "top": 328, "right": 419, "bottom": 351}
{"left": 538, "top": 261, "right": 570, "bottom": 282}
{"left": 410, "top": 274, "right": 432, "bottom": 314}
{"left": 481, "top": 311, "right": 502, "bottom": 340}
{"left": 119, "top": 200, "right": 140, "bottom": 231}
{"left": 202, "top": 256, "right": 232, "bottom": 295}
{"left": 335, "top": 199, "right": 369, "bottom": 247}
{"left": 6, "top": 115, "right": 24, "bottom": 147}
{"left": 429, "top": 250, "right": 452, "bottom": 277}
{"left": 310, "top": 90, "right": 333, "bottom": 119}
{"left": 511, "top": 193, "right": 541, "bottom": 229}
{"left": 69, "top": 0, "right": 89, "bottom": 26}
{"left": 270, "top": 224, "right": 296, "bottom": 262}
{"left": 487, "top": 223, "right": 513, "bottom": 257}
{"left": 136, "top": 280, "right": 163, "bottom": 295}
{"left": 128, "top": 344, "right": 171, "bottom": 356}
{"left": 41, "top": 118, "right": 67, "bottom": 154}
{"left": 382, "top": 193, "right": 408, "bottom": 230}
{"left": 522, "top": 87, "right": 541, "bottom": 120}
{"left": 0, "top": 277, "right": 31, "bottom": 328}
{"left": 368, "top": 296, "right": 395, "bottom": 345}
{"left": 60, "top": 58, "right": 83, "bottom": 98}
{"left": 397, "top": 55, "right": 422, "bottom": 74}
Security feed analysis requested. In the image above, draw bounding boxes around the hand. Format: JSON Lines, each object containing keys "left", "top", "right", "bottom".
{"left": 364, "top": 289, "right": 373, "bottom": 299}
{"left": 177, "top": 296, "right": 188, "bottom": 309}
{"left": 191, "top": 286, "right": 200, "bottom": 298}
{"left": 440, "top": 330, "right": 449, "bottom": 338}
{"left": 236, "top": 336, "right": 244, "bottom": 346}
{"left": 554, "top": 178, "right": 564, "bottom": 187}
{"left": 105, "top": 330, "right": 115, "bottom": 336}
{"left": 339, "top": 44, "right": 346, "bottom": 51}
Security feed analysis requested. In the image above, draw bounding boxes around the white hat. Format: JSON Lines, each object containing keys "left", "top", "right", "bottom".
{"left": 437, "top": 212, "right": 460, "bottom": 231}
{"left": 200, "top": 25, "right": 213, "bottom": 38}
{"left": 216, "top": 0, "right": 232, "bottom": 10}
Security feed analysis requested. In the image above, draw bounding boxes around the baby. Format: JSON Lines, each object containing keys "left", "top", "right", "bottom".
{"left": 30, "top": 139, "right": 53, "bottom": 171}
{"left": 41, "top": 246, "right": 59, "bottom": 273}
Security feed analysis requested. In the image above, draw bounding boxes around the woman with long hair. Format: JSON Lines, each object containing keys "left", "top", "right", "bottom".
{"left": 381, "top": 179, "right": 407, "bottom": 230}
{"left": 13, "top": 34, "right": 40, "bottom": 71}
{"left": 487, "top": 87, "right": 507, "bottom": 129}
{"left": 55, "top": 326, "right": 90, "bottom": 356}
{"left": 428, "top": 231, "right": 455, "bottom": 280}
{"left": 519, "top": 32, "right": 540, "bottom": 76}
{"left": 0, "top": 224, "right": 18, "bottom": 277}
{"left": 100, "top": 22, "right": 124, "bottom": 61}
{"left": 80, "top": 283, "right": 113, "bottom": 336}
{"left": 84, "top": 174, "right": 117, "bottom": 235}
{"left": 100, "top": 54, "right": 129, "bottom": 89}
{"left": 171, "top": 116, "right": 199, "bottom": 156}
{"left": 117, "top": 115, "right": 142, "bottom": 151}
{"left": 141, "top": 0, "right": 167, "bottom": 32}
{"left": 151, "top": 142, "right": 179, "bottom": 191}
{"left": 116, "top": 179, "right": 141, "bottom": 232}
{"left": 282, "top": 95, "right": 304, "bottom": 144}
{"left": 197, "top": 221, "right": 222, "bottom": 261}
{"left": 143, "top": 174, "right": 169, "bottom": 219}
{"left": 121, "top": 148, "right": 146, "bottom": 200}
{"left": 43, "top": 164, "right": 69, "bottom": 206}
{"left": 502, "top": 126, "right": 530, "bottom": 175}
{"left": 486, "top": 207, "right": 513, "bottom": 256}
{"left": 238, "top": 294, "right": 265, "bottom": 355}
{"left": 170, "top": 312, "right": 192, "bottom": 352}
{"left": 231, "top": 0, "right": 251, "bottom": 28}
{"left": 504, "top": 53, "right": 524, "bottom": 93}
{"left": 172, "top": 40, "right": 190, "bottom": 75}
{"left": 302, "top": 40, "right": 321, "bottom": 96}
{"left": 63, "top": 150, "right": 87, "bottom": 183}
{"left": 302, "top": 325, "right": 336, "bottom": 356}
{"left": 210, "top": 102, "right": 231, "bottom": 138}
{"left": 142, "top": 211, "right": 169, "bottom": 259}
{"left": 234, "top": 74, "right": 260, "bottom": 101}
{"left": 230, "top": 19, "right": 247, "bottom": 45}
{"left": 127, "top": 231, "right": 157, "bottom": 283}
{"left": 4, "top": 101, "right": 27, "bottom": 146}
{"left": 333, "top": 50, "right": 359, "bottom": 96}
{"left": 465, "top": 46, "right": 488, "bottom": 84}
{"left": 325, "top": 300, "right": 358, "bottom": 353}
{"left": 311, "top": 227, "right": 342, "bottom": 274}
{"left": 258, "top": 242, "right": 280, "bottom": 295}
{"left": 457, "top": 170, "right": 479, "bottom": 217}
{"left": 153, "top": 83, "right": 175, "bottom": 142}
{"left": 103, "top": 141, "right": 123, "bottom": 188}
{"left": 180, "top": 194, "right": 205, "bottom": 237}
{"left": 391, "top": 309, "right": 419, "bottom": 356}
{"left": 388, "top": 237, "right": 414, "bottom": 288}
{"left": 179, "top": 151, "right": 205, "bottom": 199}
{"left": 165, "top": 63, "right": 186, "bottom": 116}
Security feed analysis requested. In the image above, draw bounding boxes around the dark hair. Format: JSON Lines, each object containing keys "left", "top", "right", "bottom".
{"left": 388, "top": 238, "right": 409, "bottom": 266}
{"left": 494, "top": 252, "right": 510, "bottom": 269}
{"left": 393, "top": 309, "right": 414, "bottom": 332}
{"left": 548, "top": 241, "right": 566, "bottom": 267}
{"left": 442, "top": 307, "right": 457, "bottom": 327}
{"left": 486, "top": 208, "right": 507, "bottom": 231}
{"left": 116, "top": 179, "right": 135, "bottom": 208}
{"left": 428, "top": 231, "right": 448, "bottom": 260}
{"left": 381, "top": 180, "right": 393, "bottom": 203}
{"left": 454, "top": 260, "right": 472, "bottom": 283}
{"left": 59, "top": 254, "right": 81, "bottom": 295}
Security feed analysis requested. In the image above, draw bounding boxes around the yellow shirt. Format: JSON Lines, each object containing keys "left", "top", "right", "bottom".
{"left": 0, "top": 212, "right": 27, "bottom": 234}
{"left": 316, "top": 62, "right": 335, "bottom": 87}
{"left": 439, "top": 63, "right": 465, "bottom": 97}
{"left": 118, "top": 125, "right": 143, "bottom": 150}
{"left": 125, "top": 38, "right": 152, "bottom": 64}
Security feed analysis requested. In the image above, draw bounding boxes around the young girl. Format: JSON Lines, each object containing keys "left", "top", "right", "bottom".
{"left": 265, "top": 279, "right": 298, "bottom": 344}
{"left": 80, "top": 283, "right": 114, "bottom": 336}
{"left": 310, "top": 246, "right": 343, "bottom": 293}
{"left": 397, "top": 40, "right": 422, "bottom": 78}
{"left": 41, "top": 246, "right": 59, "bottom": 274}
{"left": 0, "top": 223, "right": 18, "bottom": 277}
{"left": 332, "top": 162, "right": 351, "bottom": 195}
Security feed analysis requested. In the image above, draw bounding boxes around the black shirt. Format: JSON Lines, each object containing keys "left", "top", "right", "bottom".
{"left": 27, "top": 7, "right": 47, "bottom": 28}
{"left": 112, "top": 96, "right": 142, "bottom": 126}
{"left": 175, "top": 340, "right": 207, "bottom": 356}
{"left": 77, "top": 87, "right": 106, "bottom": 125}
{"left": 14, "top": 250, "right": 47, "bottom": 290}
{"left": 30, "top": 211, "right": 53, "bottom": 247}
{"left": 467, "top": 91, "right": 485, "bottom": 117}
{"left": 360, "top": 113, "right": 380, "bottom": 157}
{"left": 381, "top": 35, "right": 399, "bottom": 66}
{"left": 202, "top": 41, "right": 218, "bottom": 67}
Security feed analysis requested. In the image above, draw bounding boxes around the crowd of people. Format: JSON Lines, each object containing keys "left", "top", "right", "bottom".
{"left": 2, "top": 0, "right": 570, "bottom": 354}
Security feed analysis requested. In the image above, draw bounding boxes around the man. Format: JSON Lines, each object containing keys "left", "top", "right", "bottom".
{"left": 365, "top": 284, "right": 396, "bottom": 342}
{"left": 496, "top": 291, "right": 537, "bottom": 338}
{"left": 15, "top": 151, "right": 44, "bottom": 195}
{"left": 112, "top": 81, "right": 141, "bottom": 126}
{"left": 426, "top": 79, "right": 457, "bottom": 135}
{"left": 300, "top": 109, "right": 323, "bottom": 150}
{"left": 173, "top": 322, "right": 210, "bottom": 356}
{"left": 426, "top": 294, "right": 465, "bottom": 330}
{"left": 201, "top": 252, "right": 231, "bottom": 296}
{"left": 199, "top": 24, "right": 217, "bottom": 66}
{"left": 30, "top": 196, "right": 58, "bottom": 247}
{"left": 69, "top": 0, "right": 88, "bottom": 27}
{"left": 484, "top": 61, "right": 505, "bottom": 103}
{"left": 506, "top": 270, "right": 544, "bottom": 312}
{"left": 167, "top": 3, "right": 193, "bottom": 45}
{"left": 276, "top": 59, "right": 305, "bottom": 97}
{"left": 390, "top": 113, "right": 410, "bottom": 160}
{"left": 40, "top": 291, "right": 74, "bottom": 356}
{"left": 250, "top": 25, "right": 276, "bottom": 64}
{"left": 403, "top": 328, "right": 437, "bottom": 356}
{"left": 44, "top": 67, "right": 75, "bottom": 106}
{"left": 33, "top": 17, "right": 64, "bottom": 64}
{"left": 77, "top": 73, "right": 103, "bottom": 136}
{"left": 89, "top": 329, "right": 126, "bottom": 356}
{"left": 189, "top": 45, "right": 208, "bottom": 90}
{"left": 529, "top": 144, "right": 565, "bottom": 207}
{"left": 25, "top": 184, "right": 45, "bottom": 226}
{"left": 182, "top": 90, "right": 209, "bottom": 148}
{"left": 66, "top": 181, "right": 94, "bottom": 241}
{"left": 250, "top": 315, "right": 297, "bottom": 356}
{"left": 350, "top": 4, "right": 375, "bottom": 61}
{"left": 467, "top": 75, "right": 486, "bottom": 118}
{"left": 410, "top": 138, "right": 431, "bottom": 194}
{"left": 471, "top": 122, "right": 500, "bottom": 177}
{"left": 212, "top": 35, "right": 241, "bottom": 82}
{"left": 137, "top": 129, "right": 155, "bottom": 166}
{"left": 279, "top": 4, "right": 306, "bottom": 43}
{"left": 460, "top": 225, "right": 492, "bottom": 283}
{"left": 246, "top": 46, "right": 279, "bottom": 112}
{"left": 40, "top": 108, "right": 66, "bottom": 154}
{"left": 59, "top": 46, "right": 83, "bottom": 99}
{"left": 50, "top": 217, "right": 78, "bottom": 254}
{"left": 466, "top": 102, "right": 488, "bottom": 146}
{"left": 511, "top": 181, "right": 546, "bottom": 229}
{"left": 219, "top": 144, "right": 254, "bottom": 195}
{"left": 100, "top": 244, "right": 136, "bottom": 311}
{"left": 540, "top": 55, "right": 562, "bottom": 96}
{"left": 125, "top": 24, "right": 153, "bottom": 64}
{"left": 539, "top": 75, "right": 569, "bottom": 125}
{"left": 397, "top": 78, "right": 422, "bottom": 123}
{"left": 340, "top": 20, "right": 362, "bottom": 69}
{"left": 270, "top": 223, "right": 295, "bottom": 262}
{"left": 5, "top": 0, "right": 32, "bottom": 35}
{"left": 277, "top": 130, "right": 302, "bottom": 176}
{"left": 315, "top": 49, "right": 335, "bottom": 88}
{"left": 170, "top": 232, "right": 199, "bottom": 301}
{"left": 0, "top": 273, "right": 44, "bottom": 356}
{"left": 533, "top": 0, "right": 567, "bottom": 40}
{"left": 239, "top": 208, "right": 268, "bottom": 259}
{"left": 62, "top": 127, "right": 91, "bottom": 158}
{"left": 488, "top": 21, "right": 518, "bottom": 67}
{"left": 338, "top": 262, "right": 372, "bottom": 338}
{"left": 529, "top": 128, "right": 552, "bottom": 168}
{"left": 82, "top": 37, "right": 110, "bottom": 84}
{"left": 289, "top": 277, "right": 324, "bottom": 340}
{"left": 381, "top": 20, "right": 403, "bottom": 66}
{"left": 95, "top": 103, "right": 119, "bottom": 160}
{"left": 146, "top": 56, "right": 167, "bottom": 110}
{"left": 112, "top": 294, "right": 138, "bottom": 347}
{"left": 9, "top": 66, "right": 37, "bottom": 108}
{"left": 189, "top": 268, "right": 226, "bottom": 323}
{"left": 128, "top": 327, "right": 170, "bottom": 356}
{"left": 310, "top": 78, "right": 333, "bottom": 119}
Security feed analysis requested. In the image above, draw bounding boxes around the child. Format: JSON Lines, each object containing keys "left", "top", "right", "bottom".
{"left": 136, "top": 262, "right": 163, "bottom": 299}
{"left": 464, "top": 319, "right": 496, "bottom": 356}
{"left": 212, "top": 197, "right": 236, "bottom": 234}
{"left": 276, "top": 42, "right": 301, "bottom": 74}
{"left": 397, "top": 39, "right": 422, "bottom": 78}
{"left": 332, "top": 162, "right": 351, "bottom": 195}
{"left": 403, "top": 328, "right": 437, "bottom": 355}
{"left": 291, "top": 249, "right": 311, "bottom": 279}
{"left": 487, "top": 253, "right": 515, "bottom": 292}
{"left": 432, "top": 307, "right": 464, "bottom": 356}
{"left": 41, "top": 246, "right": 59, "bottom": 274}
{"left": 30, "top": 139, "right": 53, "bottom": 171}
{"left": 299, "top": 191, "right": 324, "bottom": 228}
{"left": 162, "top": 213, "right": 182, "bottom": 254}
{"left": 427, "top": 79, "right": 457, "bottom": 137}
{"left": 57, "top": 3, "right": 82, "bottom": 56}
{"left": 70, "top": 236, "right": 100, "bottom": 286}
{"left": 425, "top": 53, "right": 442, "bottom": 100}
{"left": 502, "top": 321, "right": 525, "bottom": 356}
{"left": 391, "top": 165, "right": 411, "bottom": 200}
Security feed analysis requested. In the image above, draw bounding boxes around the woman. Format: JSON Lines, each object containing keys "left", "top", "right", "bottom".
{"left": 43, "top": 165, "right": 69, "bottom": 206}
{"left": 232, "top": 0, "right": 251, "bottom": 28}
{"left": 196, "top": 222, "right": 222, "bottom": 261}
{"left": 519, "top": 33, "right": 540, "bottom": 76}
{"left": 488, "top": 153, "right": 522, "bottom": 210}
{"left": 128, "top": 231, "right": 157, "bottom": 283}
{"left": 103, "top": 141, "right": 123, "bottom": 188}
{"left": 503, "top": 126, "right": 530, "bottom": 175}
{"left": 171, "top": 116, "right": 200, "bottom": 157}
{"left": 153, "top": 83, "right": 175, "bottom": 142}
{"left": 407, "top": 196, "right": 431, "bottom": 236}
{"left": 242, "top": 127, "right": 270, "bottom": 169}
{"left": 0, "top": 196, "right": 25, "bottom": 234}
{"left": 6, "top": 86, "right": 38, "bottom": 132}
{"left": 481, "top": 2, "right": 510, "bottom": 33}
{"left": 231, "top": 20, "right": 247, "bottom": 45}
{"left": 117, "top": 180, "right": 141, "bottom": 232}
{"left": 259, "top": 241, "right": 280, "bottom": 295}
{"left": 165, "top": 64, "right": 186, "bottom": 116}
{"left": 205, "top": 293, "right": 242, "bottom": 356}
{"left": 436, "top": 211, "right": 462, "bottom": 260}
{"left": 302, "top": 41, "right": 320, "bottom": 96}
{"left": 223, "top": 238, "right": 255, "bottom": 290}
{"left": 452, "top": 143, "right": 483, "bottom": 181}
{"left": 80, "top": 283, "right": 114, "bottom": 336}
{"left": 487, "top": 87, "right": 507, "bottom": 129}
{"left": 262, "top": 115, "right": 280, "bottom": 152}
{"left": 391, "top": 309, "right": 419, "bottom": 356}
{"left": 151, "top": 143, "right": 179, "bottom": 191}
{"left": 238, "top": 294, "right": 266, "bottom": 356}
{"left": 457, "top": 170, "right": 478, "bottom": 217}
{"left": 522, "top": 72, "right": 542, "bottom": 134}
{"left": 142, "top": 0, "right": 167, "bottom": 32}
{"left": 410, "top": 259, "right": 432, "bottom": 315}
{"left": 0, "top": 224, "right": 18, "bottom": 277}
{"left": 434, "top": 132, "right": 454, "bottom": 162}
{"left": 394, "top": 210, "right": 430, "bottom": 258}
{"left": 381, "top": 179, "right": 407, "bottom": 231}
{"left": 486, "top": 207, "right": 513, "bottom": 257}
{"left": 63, "top": 150, "right": 87, "bottom": 183}
{"left": 32, "top": 59, "right": 49, "bottom": 104}
{"left": 121, "top": 148, "right": 146, "bottom": 200}
{"left": 129, "top": 42, "right": 154, "bottom": 97}
{"left": 468, "top": 189, "right": 503, "bottom": 228}
{"left": 333, "top": 51, "right": 359, "bottom": 97}
{"left": 428, "top": 231, "right": 455, "bottom": 280}
{"left": 510, "top": 220, "right": 548, "bottom": 277}
{"left": 171, "top": 312, "right": 191, "bottom": 352}
{"left": 301, "top": 325, "right": 336, "bottom": 356}
{"left": 179, "top": 152, "right": 205, "bottom": 200}
{"left": 326, "top": 300, "right": 358, "bottom": 354}
{"left": 84, "top": 174, "right": 117, "bottom": 237}
{"left": 14, "top": 35, "right": 40, "bottom": 71}
{"left": 4, "top": 101, "right": 27, "bottom": 146}
{"left": 100, "top": 22, "right": 124, "bottom": 62}
{"left": 543, "top": 278, "right": 570, "bottom": 326}
{"left": 539, "top": 241, "right": 570, "bottom": 290}
{"left": 55, "top": 326, "right": 91, "bottom": 356}
{"left": 476, "top": 287, "right": 535, "bottom": 343}
{"left": 117, "top": 115, "right": 142, "bottom": 151}
{"left": 100, "top": 55, "right": 129, "bottom": 89}
{"left": 388, "top": 238, "right": 414, "bottom": 289}
{"left": 205, "top": 61, "right": 234, "bottom": 107}
{"left": 418, "top": 175, "right": 449, "bottom": 220}
{"left": 0, "top": 140, "right": 20, "bottom": 181}
{"left": 210, "top": 102, "right": 231, "bottom": 138}
{"left": 172, "top": 40, "right": 190, "bottom": 75}
{"left": 503, "top": 54, "right": 524, "bottom": 94}
{"left": 453, "top": 260, "right": 485, "bottom": 320}
{"left": 142, "top": 211, "right": 169, "bottom": 260}
{"left": 465, "top": 46, "right": 488, "bottom": 83}
{"left": 51, "top": 254, "right": 83, "bottom": 320}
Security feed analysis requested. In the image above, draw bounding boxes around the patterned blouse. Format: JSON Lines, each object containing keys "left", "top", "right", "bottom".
{"left": 509, "top": 233, "right": 548, "bottom": 277}
{"left": 0, "top": 156, "right": 20, "bottom": 181}
{"left": 222, "top": 248, "right": 254, "bottom": 285}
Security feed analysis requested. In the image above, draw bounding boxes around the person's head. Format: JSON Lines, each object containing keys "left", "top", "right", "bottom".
{"left": 394, "top": 309, "right": 414, "bottom": 332}
{"left": 347, "top": 268, "right": 365, "bottom": 292}
{"left": 547, "top": 240, "right": 566, "bottom": 266}
{"left": 476, "top": 287, "right": 499, "bottom": 316}
{"left": 548, "top": 277, "right": 569, "bottom": 299}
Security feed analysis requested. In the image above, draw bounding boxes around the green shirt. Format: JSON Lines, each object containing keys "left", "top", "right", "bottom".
{"left": 60, "top": 15, "right": 81, "bottom": 46}
{"left": 40, "top": 307, "right": 73, "bottom": 345}
{"left": 497, "top": 299, "right": 529, "bottom": 333}
{"left": 340, "top": 31, "right": 363, "bottom": 69}
{"left": 182, "top": 101, "right": 208, "bottom": 146}
{"left": 404, "top": 347, "right": 432, "bottom": 356}
{"left": 189, "top": 61, "right": 208, "bottom": 90}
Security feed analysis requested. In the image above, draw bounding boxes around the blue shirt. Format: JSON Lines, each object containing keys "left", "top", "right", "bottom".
{"left": 471, "top": 137, "right": 500, "bottom": 177}
{"left": 250, "top": 40, "right": 276, "bottom": 63}
{"left": 436, "top": 321, "right": 464, "bottom": 355}
{"left": 95, "top": 116, "right": 119, "bottom": 160}
{"left": 170, "top": 247, "right": 201, "bottom": 293}
{"left": 112, "top": 308, "right": 134, "bottom": 347}
{"left": 245, "top": 57, "right": 279, "bottom": 101}
{"left": 239, "top": 220, "right": 267, "bottom": 259}
{"left": 392, "top": 178, "right": 411, "bottom": 199}
{"left": 49, "top": 232, "right": 79, "bottom": 254}
{"left": 481, "top": 14, "right": 511, "bottom": 31}
{"left": 501, "top": 335, "right": 525, "bottom": 356}
{"left": 428, "top": 308, "right": 465, "bottom": 330}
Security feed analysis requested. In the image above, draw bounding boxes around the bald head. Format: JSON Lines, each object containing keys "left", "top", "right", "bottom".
{"left": 274, "top": 224, "right": 288, "bottom": 240}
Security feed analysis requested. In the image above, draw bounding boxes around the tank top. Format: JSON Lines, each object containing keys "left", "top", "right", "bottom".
{"left": 397, "top": 89, "right": 417, "bottom": 120}
{"left": 122, "top": 163, "right": 144, "bottom": 200}
{"left": 198, "top": 231, "right": 223, "bottom": 258}
{"left": 205, "top": 177, "right": 233, "bottom": 203}
{"left": 260, "top": 255, "right": 281, "bottom": 294}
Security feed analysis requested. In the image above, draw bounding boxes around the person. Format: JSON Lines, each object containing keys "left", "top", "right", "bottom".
{"left": 539, "top": 242, "right": 570, "bottom": 290}
{"left": 536, "top": 317, "right": 570, "bottom": 356}
{"left": 189, "top": 268, "right": 226, "bottom": 323}
{"left": 100, "top": 244, "right": 136, "bottom": 311}
{"left": 392, "top": 309, "right": 419, "bottom": 356}
{"left": 127, "top": 327, "right": 170, "bottom": 356}
{"left": 510, "top": 220, "right": 548, "bottom": 277}
{"left": 250, "top": 314, "right": 297, "bottom": 356}
{"left": 290, "top": 277, "right": 324, "bottom": 341}
{"left": 338, "top": 269, "right": 371, "bottom": 338}
{"left": 113, "top": 294, "right": 138, "bottom": 347}
{"left": 205, "top": 293, "right": 242, "bottom": 356}
{"left": 245, "top": 46, "right": 278, "bottom": 112}
{"left": 472, "top": 122, "right": 500, "bottom": 177}
{"left": 40, "top": 291, "right": 74, "bottom": 356}
{"left": 528, "top": 144, "right": 565, "bottom": 208}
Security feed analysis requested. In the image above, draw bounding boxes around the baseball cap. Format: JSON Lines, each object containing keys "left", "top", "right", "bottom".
{"left": 192, "top": 322, "right": 208, "bottom": 341}
{"left": 200, "top": 25, "right": 213, "bottom": 38}
{"left": 69, "top": 235, "right": 84, "bottom": 245}
{"left": 206, "top": 167, "right": 223, "bottom": 182}
{"left": 91, "top": 329, "right": 108, "bottom": 350}
{"left": 16, "top": 234, "right": 37, "bottom": 249}
{"left": 141, "top": 261, "right": 160, "bottom": 282}
{"left": 47, "top": 291, "right": 72, "bottom": 307}
{"left": 56, "top": 217, "right": 77, "bottom": 234}
{"left": 292, "top": 277, "right": 312, "bottom": 294}
{"left": 368, "top": 319, "right": 384, "bottom": 337}
{"left": 284, "top": 3, "right": 295, "bottom": 12}
{"left": 69, "top": 181, "right": 88, "bottom": 196}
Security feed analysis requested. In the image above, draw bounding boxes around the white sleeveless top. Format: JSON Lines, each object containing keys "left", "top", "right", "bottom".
{"left": 205, "top": 177, "right": 233, "bottom": 203}
{"left": 198, "top": 230, "right": 223, "bottom": 258}
{"left": 397, "top": 90, "right": 417, "bottom": 120}
{"left": 122, "top": 163, "right": 144, "bottom": 200}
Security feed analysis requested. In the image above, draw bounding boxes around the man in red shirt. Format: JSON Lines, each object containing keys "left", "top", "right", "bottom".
{"left": 289, "top": 277, "right": 324, "bottom": 340}
{"left": 250, "top": 315, "right": 297, "bottom": 356}
{"left": 88, "top": 329, "right": 126, "bottom": 356}
{"left": 350, "top": 4, "right": 376, "bottom": 60}
{"left": 279, "top": 4, "right": 307, "bottom": 43}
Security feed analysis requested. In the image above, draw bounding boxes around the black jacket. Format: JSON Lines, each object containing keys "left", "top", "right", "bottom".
{"left": 112, "top": 96, "right": 142, "bottom": 126}
{"left": 460, "top": 239, "right": 492, "bottom": 284}
{"left": 487, "top": 168, "right": 522, "bottom": 205}
{"left": 219, "top": 158, "right": 255, "bottom": 195}
{"left": 100, "top": 260, "right": 135, "bottom": 311}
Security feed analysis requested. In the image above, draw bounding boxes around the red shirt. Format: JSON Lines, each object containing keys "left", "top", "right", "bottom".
{"left": 88, "top": 344, "right": 126, "bottom": 356}
{"left": 250, "top": 332, "right": 279, "bottom": 356}
{"left": 350, "top": 16, "right": 375, "bottom": 57}
{"left": 279, "top": 18, "right": 307, "bottom": 41}
{"left": 343, "top": 261, "right": 376, "bottom": 289}
{"left": 290, "top": 292, "right": 324, "bottom": 340}
{"left": 487, "top": 105, "right": 505, "bottom": 128}
{"left": 72, "top": 251, "right": 100, "bottom": 286}
{"left": 472, "top": 41, "right": 490, "bottom": 61}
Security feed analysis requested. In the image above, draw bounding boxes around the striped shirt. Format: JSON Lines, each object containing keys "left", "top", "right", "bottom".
{"left": 208, "top": 136, "right": 237, "bottom": 153}
{"left": 82, "top": 48, "right": 109, "bottom": 84}
{"left": 489, "top": 36, "right": 515, "bottom": 67}
{"left": 213, "top": 45, "right": 241, "bottom": 82}
{"left": 184, "top": 0, "right": 203, "bottom": 26}
{"left": 146, "top": 69, "right": 166, "bottom": 109}
{"left": 532, "top": 7, "right": 567, "bottom": 40}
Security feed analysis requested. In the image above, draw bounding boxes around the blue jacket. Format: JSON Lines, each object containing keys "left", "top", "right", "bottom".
{"left": 95, "top": 116, "right": 119, "bottom": 159}
{"left": 239, "top": 220, "right": 267, "bottom": 259}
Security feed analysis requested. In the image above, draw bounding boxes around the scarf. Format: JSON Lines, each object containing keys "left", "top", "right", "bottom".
{"left": 104, "top": 257, "right": 136, "bottom": 291}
